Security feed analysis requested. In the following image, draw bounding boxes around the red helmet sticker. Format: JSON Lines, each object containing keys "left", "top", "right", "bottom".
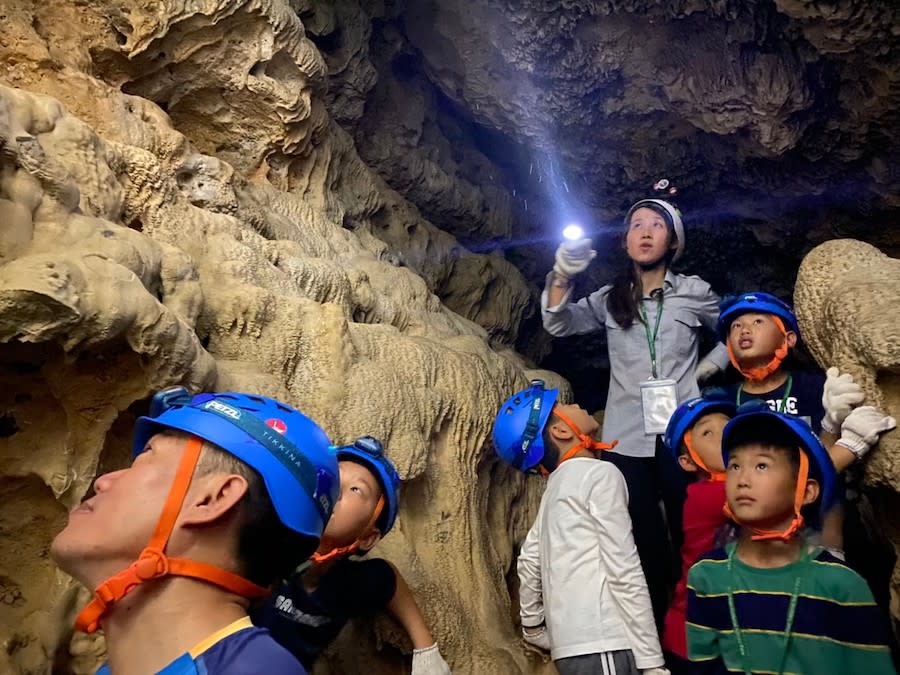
{"left": 266, "top": 418, "right": 288, "bottom": 435}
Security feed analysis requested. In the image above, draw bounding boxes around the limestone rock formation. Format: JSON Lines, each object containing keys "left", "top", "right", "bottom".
{"left": 795, "top": 238, "right": 900, "bottom": 631}
{"left": 2, "top": 0, "right": 900, "bottom": 672}
{"left": 0, "top": 1, "right": 550, "bottom": 672}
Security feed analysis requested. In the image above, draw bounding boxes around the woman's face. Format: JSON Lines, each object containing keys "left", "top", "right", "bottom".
{"left": 624, "top": 207, "right": 676, "bottom": 266}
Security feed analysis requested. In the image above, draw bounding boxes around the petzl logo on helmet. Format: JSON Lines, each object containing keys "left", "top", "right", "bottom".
{"left": 266, "top": 418, "right": 288, "bottom": 435}
{"left": 204, "top": 400, "right": 241, "bottom": 420}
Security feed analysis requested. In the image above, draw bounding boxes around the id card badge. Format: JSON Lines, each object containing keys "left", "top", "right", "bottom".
{"left": 640, "top": 379, "right": 678, "bottom": 435}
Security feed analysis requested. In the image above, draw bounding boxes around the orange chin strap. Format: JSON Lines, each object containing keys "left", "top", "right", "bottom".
{"left": 727, "top": 316, "right": 789, "bottom": 382}
{"left": 683, "top": 431, "right": 725, "bottom": 482}
{"left": 310, "top": 495, "right": 385, "bottom": 564}
{"left": 536, "top": 406, "right": 618, "bottom": 476}
{"left": 723, "top": 450, "right": 809, "bottom": 541}
{"left": 75, "top": 436, "right": 269, "bottom": 634}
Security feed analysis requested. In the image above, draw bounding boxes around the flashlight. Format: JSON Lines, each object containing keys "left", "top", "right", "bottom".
{"left": 562, "top": 224, "right": 584, "bottom": 241}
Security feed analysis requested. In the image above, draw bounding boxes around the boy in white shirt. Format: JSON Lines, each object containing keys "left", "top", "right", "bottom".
{"left": 493, "top": 380, "right": 668, "bottom": 675}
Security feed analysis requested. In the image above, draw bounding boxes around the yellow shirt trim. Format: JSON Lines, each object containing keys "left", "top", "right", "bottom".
{"left": 188, "top": 616, "right": 254, "bottom": 658}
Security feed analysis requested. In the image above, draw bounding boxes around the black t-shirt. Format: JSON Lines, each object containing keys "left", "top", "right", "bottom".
{"left": 251, "top": 558, "right": 397, "bottom": 669}
{"left": 722, "top": 370, "right": 826, "bottom": 433}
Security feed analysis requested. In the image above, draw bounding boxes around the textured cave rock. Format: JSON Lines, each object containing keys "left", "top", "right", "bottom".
{"left": 1, "top": 1, "right": 899, "bottom": 673}
{"left": 0, "top": 2, "right": 546, "bottom": 672}
{"left": 794, "top": 238, "right": 900, "bottom": 637}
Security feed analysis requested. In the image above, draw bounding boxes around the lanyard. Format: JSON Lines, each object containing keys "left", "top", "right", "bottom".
{"left": 737, "top": 375, "right": 793, "bottom": 412}
{"left": 727, "top": 545, "right": 807, "bottom": 675}
{"left": 638, "top": 295, "right": 664, "bottom": 378}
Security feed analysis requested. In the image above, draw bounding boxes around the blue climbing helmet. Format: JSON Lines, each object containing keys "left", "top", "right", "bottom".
{"left": 722, "top": 406, "right": 837, "bottom": 533}
{"left": 664, "top": 393, "right": 737, "bottom": 458}
{"left": 134, "top": 388, "right": 340, "bottom": 540}
{"left": 493, "top": 380, "right": 559, "bottom": 473}
{"left": 336, "top": 436, "right": 401, "bottom": 535}
{"left": 716, "top": 292, "right": 800, "bottom": 343}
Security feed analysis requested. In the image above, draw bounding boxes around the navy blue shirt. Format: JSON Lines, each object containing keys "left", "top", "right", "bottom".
{"left": 723, "top": 370, "right": 826, "bottom": 433}
{"left": 251, "top": 558, "right": 397, "bottom": 669}
{"left": 96, "top": 617, "right": 305, "bottom": 674}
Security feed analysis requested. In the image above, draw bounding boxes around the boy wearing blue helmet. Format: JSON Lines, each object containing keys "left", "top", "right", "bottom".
{"left": 494, "top": 381, "right": 669, "bottom": 675}
{"left": 717, "top": 291, "right": 897, "bottom": 554}
{"left": 50, "top": 388, "right": 341, "bottom": 675}
{"left": 687, "top": 408, "right": 896, "bottom": 674}
{"left": 252, "top": 436, "right": 451, "bottom": 675}
{"left": 661, "top": 394, "right": 738, "bottom": 670}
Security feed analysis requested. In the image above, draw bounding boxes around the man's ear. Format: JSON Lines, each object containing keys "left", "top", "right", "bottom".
{"left": 785, "top": 331, "right": 798, "bottom": 348}
{"left": 801, "top": 477, "right": 820, "bottom": 507}
{"left": 181, "top": 473, "right": 250, "bottom": 526}
{"left": 678, "top": 454, "right": 699, "bottom": 473}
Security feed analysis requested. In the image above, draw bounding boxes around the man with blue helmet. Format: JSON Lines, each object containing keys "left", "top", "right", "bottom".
{"left": 494, "top": 381, "right": 669, "bottom": 675}
{"left": 252, "top": 436, "right": 451, "bottom": 675}
{"left": 50, "top": 388, "right": 340, "bottom": 674}
{"left": 686, "top": 408, "right": 895, "bottom": 674}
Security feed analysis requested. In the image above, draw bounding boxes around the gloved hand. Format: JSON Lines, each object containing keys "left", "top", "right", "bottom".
{"left": 837, "top": 406, "right": 897, "bottom": 459}
{"left": 695, "top": 358, "right": 721, "bottom": 384}
{"left": 521, "top": 625, "right": 551, "bottom": 651}
{"left": 553, "top": 238, "right": 596, "bottom": 278}
{"left": 641, "top": 669, "right": 671, "bottom": 675}
{"left": 821, "top": 367, "right": 866, "bottom": 434}
{"left": 411, "top": 643, "right": 452, "bottom": 675}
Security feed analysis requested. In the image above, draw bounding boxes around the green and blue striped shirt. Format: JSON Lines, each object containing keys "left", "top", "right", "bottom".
{"left": 687, "top": 542, "right": 894, "bottom": 674}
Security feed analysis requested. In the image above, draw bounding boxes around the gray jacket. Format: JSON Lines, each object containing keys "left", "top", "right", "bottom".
{"left": 542, "top": 270, "right": 728, "bottom": 457}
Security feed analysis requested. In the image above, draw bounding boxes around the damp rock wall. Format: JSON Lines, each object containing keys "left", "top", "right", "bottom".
{"left": 0, "top": 1, "right": 555, "bottom": 673}
{"left": 795, "top": 238, "right": 900, "bottom": 632}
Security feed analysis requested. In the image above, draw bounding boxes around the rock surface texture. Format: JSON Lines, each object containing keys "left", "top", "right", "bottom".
{"left": 794, "top": 239, "right": 900, "bottom": 635}
{"left": 0, "top": 2, "right": 549, "bottom": 673}
{"left": 0, "top": 0, "right": 898, "bottom": 673}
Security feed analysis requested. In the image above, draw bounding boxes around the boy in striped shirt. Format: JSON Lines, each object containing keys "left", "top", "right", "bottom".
{"left": 686, "top": 407, "right": 895, "bottom": 674}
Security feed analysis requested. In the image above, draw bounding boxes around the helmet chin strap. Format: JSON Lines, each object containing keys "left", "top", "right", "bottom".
{"left": 537, "top": 406, "right": 618, "bottom": 476}
{"left": 75, "top": 436, "right": 268, "bottom": 634}
{"left": 723, "top": 450, "right": 809, "bottom": 541}
{"left": 310, "top": 496, "right": 384, "bottom": 564}
{"left": 728, "top": 317, "right": 789, "bottom": 382}
{"left": 683, "top": 432, "right": 725, "bottom": 482}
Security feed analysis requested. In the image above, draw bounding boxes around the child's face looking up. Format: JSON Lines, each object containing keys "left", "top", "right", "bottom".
{"left": 681, "top": 412, "right": 729, "bottom": 474}
{"left": 321, "top": 460, "right": 384, "bottom": 546}
{"left": 725, "top": 444, "right": 818, "bottom": 531}
{"left": 554, "top": 403, "right": 600, "bottom": 437}
{"left": 727, "top": 312, "right": 795, "bottom": 365}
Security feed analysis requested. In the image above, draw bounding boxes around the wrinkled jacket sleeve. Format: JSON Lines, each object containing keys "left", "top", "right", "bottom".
{"left": 517, "top": 519, "right": 544, "bottom": 628}
{"left": 541, "top": 274, "right": 612, "bottom": 337}
{"left": 589, "top": 466, "right": 664, "bottom": 669}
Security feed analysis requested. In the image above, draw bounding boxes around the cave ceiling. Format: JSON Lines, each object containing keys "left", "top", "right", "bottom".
{"left": 301, "top": 0, "right": 899, "bottom": 404}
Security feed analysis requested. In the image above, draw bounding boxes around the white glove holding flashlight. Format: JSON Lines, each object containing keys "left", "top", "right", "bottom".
{"left": 821, "top": 367, "right": 866, "bottom": 435}
{"left": 553, "top": 238, "right": 596, "bottom": 278}
{"left": 411, "top": 643, "right": 452, "bottom": 674}
{"left": 836, "top": 406, "right": 897, "bottom": 460}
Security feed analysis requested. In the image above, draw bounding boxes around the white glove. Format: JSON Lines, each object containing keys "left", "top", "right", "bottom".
{"left": 411, "top": 643, "right": 452, "bottom": 675}
{"left": 836, "top": 406, "right": 897, "bottom": 459}
{"left": 642, "top": 669, "right": 671, "bottom": 675}
{"left": 553, "top": 238, "right": 596, "bottom": 278}
{"left": 521, "top": 625, "right": 551, "bottom": 651}
{"left": 695, "top": 358, "right": 722, "bottom": 384}
{"left": 821, "top": 367, "right": 866, "bottom": 434}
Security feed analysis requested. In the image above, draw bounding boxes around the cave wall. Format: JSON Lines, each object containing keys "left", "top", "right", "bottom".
{"left": 1, "top": 1, "right": 899, "bottom": 673}
{"left": 0, "top": 1, "right": 558, "bottom": 672}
